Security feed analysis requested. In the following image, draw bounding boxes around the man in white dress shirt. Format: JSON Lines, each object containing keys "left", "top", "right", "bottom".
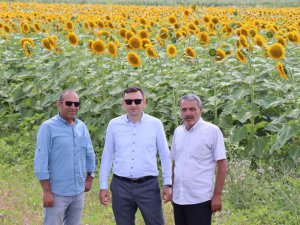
{"left": 170, "top": 94, "right": 227, "bottom": 225}
{"left": 99, "top": 86, "right": 172, "bottom": 225}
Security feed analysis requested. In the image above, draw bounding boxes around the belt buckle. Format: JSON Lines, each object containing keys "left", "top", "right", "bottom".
{"left": 132, "top": 178, "right": 139, "bottom": 184}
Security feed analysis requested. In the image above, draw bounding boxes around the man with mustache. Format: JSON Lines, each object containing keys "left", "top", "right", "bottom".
{"left": 170, "top": 94, "right": 227, "bottom": 225}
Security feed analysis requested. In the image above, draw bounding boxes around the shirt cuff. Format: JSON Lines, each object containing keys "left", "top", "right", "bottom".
{"left": 163, "top": 178, "right": 172, "bottom": 186}
{"left": 100, "top": 181, "right": 108, "bottom": 189}
{"left": 35, "top": 172, "right": 49, "bottom": 180}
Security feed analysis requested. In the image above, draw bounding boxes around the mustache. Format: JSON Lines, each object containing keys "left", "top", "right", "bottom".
{"left": 184, "top": 116, "right": 194, "bottom": 120}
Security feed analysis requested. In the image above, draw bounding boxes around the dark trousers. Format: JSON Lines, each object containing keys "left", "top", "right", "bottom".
{"left": 173, "top": 201, "right": 212, "bottom": 225}
{"left": 110, "top": 175, "right": 164, "bottom": 225}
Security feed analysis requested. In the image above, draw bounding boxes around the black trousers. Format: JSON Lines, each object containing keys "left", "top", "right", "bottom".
{"left": 173, "top": 201, "right": 212, "bottom": 225}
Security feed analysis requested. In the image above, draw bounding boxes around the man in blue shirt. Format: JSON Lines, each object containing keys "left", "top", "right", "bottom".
{"left": 34, "top": 90, "right": 96, "bottom": 225}
{"left": 99, "top": 86, "right": 172, "bottom": 225}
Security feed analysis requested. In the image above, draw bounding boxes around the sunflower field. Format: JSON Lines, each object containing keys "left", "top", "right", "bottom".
{"left": 0, "top": 1, "right": 300, "bottom": 224}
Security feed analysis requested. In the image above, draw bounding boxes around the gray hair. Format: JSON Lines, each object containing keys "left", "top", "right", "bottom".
{"left": 179, "top": 94, "right": 202, "bottom": 108}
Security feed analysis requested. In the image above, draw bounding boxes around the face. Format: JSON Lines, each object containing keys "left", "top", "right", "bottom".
{"left": 57, "top": 91, "right": 80, "bottom": 123}
{"left": 180, "top": 99, "right": 202, "bottom": 130}
{"left": 122, "top": 91, "right": 146, "bottom": 118}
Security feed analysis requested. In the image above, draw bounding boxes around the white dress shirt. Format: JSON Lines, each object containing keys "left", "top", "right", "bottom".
{"left": 170, "top": 118, "right": 226, "bottom": 205}
{"left": 100, "top": 113, "right": 172, "bottom": 189}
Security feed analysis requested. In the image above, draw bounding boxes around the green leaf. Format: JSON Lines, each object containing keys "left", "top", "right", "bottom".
{"left": 232, "top": 125, "right": 248, "bottom": 143}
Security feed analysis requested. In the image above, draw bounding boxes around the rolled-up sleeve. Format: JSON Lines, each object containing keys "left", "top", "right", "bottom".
{"left": 34, "top": 124, "right": 51, "bottom": 180}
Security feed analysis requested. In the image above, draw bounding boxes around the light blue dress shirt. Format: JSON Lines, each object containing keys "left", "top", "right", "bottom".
{"left": 34, "top": 114, "right": 96, "bottom": 196}
{"left": 99, "top": 113, "right": 172, "bottom": 189}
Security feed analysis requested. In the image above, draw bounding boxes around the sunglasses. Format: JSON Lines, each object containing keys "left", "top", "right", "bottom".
{"left": 124, "top": 99, "right": 143, "bottom": 105}
{"left": 61, "top": 101, "right": 81, "bottom": 107}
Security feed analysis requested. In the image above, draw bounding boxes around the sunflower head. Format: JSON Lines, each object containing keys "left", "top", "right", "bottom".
{"left": 91, "top": 39, "right": 106, "bottom": 54}
{"left": 127, "top": 51, "right": 142, "bottom": 67}
{"left": 267, "top": 43, "right": 285, "bottom": 60}
{"left": 67, "top": 32, "right": 79, "bottom": 46}
{"left": 166, "top": 44, "right": 177, "bottom": 58}
{"left": 128, "top": 36, "right": 142, "bottom": 50}
{"left": 108, "top": 41, "right": 117, "bottom": 57}
{"left": 146, "top": 47, "right": 158, "bottom": 59}
{"left": 138, "top": 29, "right": 149, "bottom": 39}
{"left": 185, "top": 47, "right": 197, "bottom": 59}
{"left": 236, "top": 49, "right": 247, "bottom": 63}
{"left": 276, "top": 62, "right": 287, "bottom": 79}
{"left": 159, "top": 28, "right": 169, "bottom": 40}
{"left": 215, "top": 48, "right": 226, "bottom": 61}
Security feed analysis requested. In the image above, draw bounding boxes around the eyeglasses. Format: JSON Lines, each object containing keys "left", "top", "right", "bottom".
{"left": 124, "top": 99, "right": 143, "bottom": 105}
{"left": 61, "top": 101, "right": 81, "bottom": 107}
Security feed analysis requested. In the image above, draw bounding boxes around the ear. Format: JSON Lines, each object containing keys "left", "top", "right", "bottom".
{"left": 143, "top": 98, "right": 147, "bottom": 106}
{"left": 56, "top": 100, "right": 62, "bottom": 108}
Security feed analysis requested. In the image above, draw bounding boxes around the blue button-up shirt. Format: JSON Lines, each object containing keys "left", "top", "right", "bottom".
{"left": 34, "top": 114, "right": 95, "bottom": 196}
{"left": 99, "top": 113, "right": 172, "bottom": 189}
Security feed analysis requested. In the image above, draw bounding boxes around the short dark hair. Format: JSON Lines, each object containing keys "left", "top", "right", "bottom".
{"left": 123, "top": 86, "right": 144, "bottom": 98}
{"left": 59, "top": 89, "right": 78, "bottom": 102}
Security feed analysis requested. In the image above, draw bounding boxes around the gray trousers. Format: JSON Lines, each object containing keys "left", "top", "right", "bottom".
{"left": 110, "top": 176, "right": 164, "bottom": 225}
{"left": 44, "top": 192, "right": 84, "bottom": 225}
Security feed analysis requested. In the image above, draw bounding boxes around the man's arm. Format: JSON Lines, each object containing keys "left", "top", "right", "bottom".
{"left": 99, "top": 121, "right": 114, "bottom": 205}
{"left": 156, "top": 120, "right": 172, "bottom": 202}
{"left": 84, "top": 125, "right": 96, "bottom": 192}
{"left": 211, "top": 159, "right": 227, "bottom": 212}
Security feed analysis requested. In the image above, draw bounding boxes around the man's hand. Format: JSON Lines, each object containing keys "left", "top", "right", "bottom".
{"left": 211, "top": 193, "right": 222, "bottom": 212}
{"left": 85, "top": 176, "right": 93, "bottom": 192}
{"left": 162, "top": 186, "right": 172, "bottom": 203}
{"left": 43, "top": 190, "right": 54, "bottom": 207}
{"left": 99, "top": 189, "right": 110, "bottom": 206}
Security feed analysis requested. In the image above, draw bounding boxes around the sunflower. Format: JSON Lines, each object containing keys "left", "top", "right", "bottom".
{"left": 267, "top": 43, "right": 285, "bottom": 60}
{"left": 107, "top": 41, "right": 117, "bottom": 57}
{"left": 211, "top": 17, "right": 219, "bottom": 24}
{"left": 184, "top": 10, "right": 190, "bottom": 17}
{"left": 23, "top": 44, "right": 33, "bottom": 57}
{"left": 67, "top": 32, "right": 79, "bottom": 46}
{"left": 128, "top": 36, "right": 142, "bottom": 50}
{"left": 97, "top": 20, "right": 104, "bottom": 28}
{"left": 41, "top": 38, "right": 52, "bottom": 50}
{"left": 236, "top": 49, "right": 247, "bottom": 63}
{"left": 198, "top": 32, "right": 210, "bottom": 44}
{"left": 240, "top": 27, "right": 249, "bottom": 37}
{"left": 141, "top": 38, "right": 151, "bottom": 49}
{"left": 33, "top": 22, "right": 41, "bottom": 32}
{"left": 91, "top": 39, "right": 106, "bottom": 54}
{"left": 286, "top": 31, "right": 300, "bottom": 43}
{"left": 146, "top": 47, "right": 158, "bottom": 59}
{"left": 66, "top": 21, "right": 74, "bottom": 31}
{"left": 139, "top": 18, "right": 147, "bottom": 25}
{"left": 127, "top": 51, "right": 142, "bottom": 67}
{"left": 277, "top": 36, "right": 286, "bottom": 47}
{"left": 185, "top": 47, "right": 197, "bottom": 58}
{"left": 96, "top": 30, "right": 110, "bottom": 39}
{"left": 254, "top": 34, "right": 266, "bottom": 48}
{"left": 168, "top": 15, "right": 177, "bottom": 25}
{"left": 20, "top": 38, "right": 34, "bottom": 48}
{"left": 21, "top": 23, "right": 30, "bottom": 34}
{"left": 125, "top": 30, "right": 134, "bottom": 40}
{"left": 159, "top": 28, "right": 169, "bottom": 40}
{"left": 138, "top": 29, "right": 149, "bottom": 39}
{"left": 166, "top": 44, "right": 177, "bottom": 58}
{"left": 87, "top": 40, "right": 93, "bottom": 52}
{"left": 276, "top": 62, "right": 287, "bottom": 79}
{"left": 215, "top": 48, "right": 226, "bottom": 61}
{"left": 239, "top": 35, "right": 249, "bottom": 48}
{"left": 118, "top": 28, "right": 127, "bottom": 38}
{"left": 202, "top": 15, "right": 210, "bottom": 23}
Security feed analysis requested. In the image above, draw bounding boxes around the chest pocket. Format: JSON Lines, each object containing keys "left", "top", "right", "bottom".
{"left": 190, "top": 139, "right": 212, "bottom": 160}
{"left": 75, "top": 136, "right": 88, "bottom": 148}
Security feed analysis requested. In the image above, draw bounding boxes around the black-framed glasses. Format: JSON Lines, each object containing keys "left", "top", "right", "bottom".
{"left": 61, "top": 101, "right": 81, "bottom": 107}
{"left": 124, "top": 99, "right": 143, "bottom": 105}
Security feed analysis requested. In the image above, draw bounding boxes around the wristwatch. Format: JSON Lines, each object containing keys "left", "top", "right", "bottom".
{"left": 87, "top": 172, "right": 95, "bottom": 178}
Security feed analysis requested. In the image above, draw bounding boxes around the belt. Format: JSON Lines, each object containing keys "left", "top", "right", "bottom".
{"left": 113, "top": 174, "right": 156, "bottom": 184}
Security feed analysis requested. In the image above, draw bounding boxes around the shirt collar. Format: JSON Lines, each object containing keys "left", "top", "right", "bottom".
{"left": 124, "top": 112, "right": 145, "bottom": 123}
{"left": 57, "top": 113, "right": 78, "bottom": 125}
